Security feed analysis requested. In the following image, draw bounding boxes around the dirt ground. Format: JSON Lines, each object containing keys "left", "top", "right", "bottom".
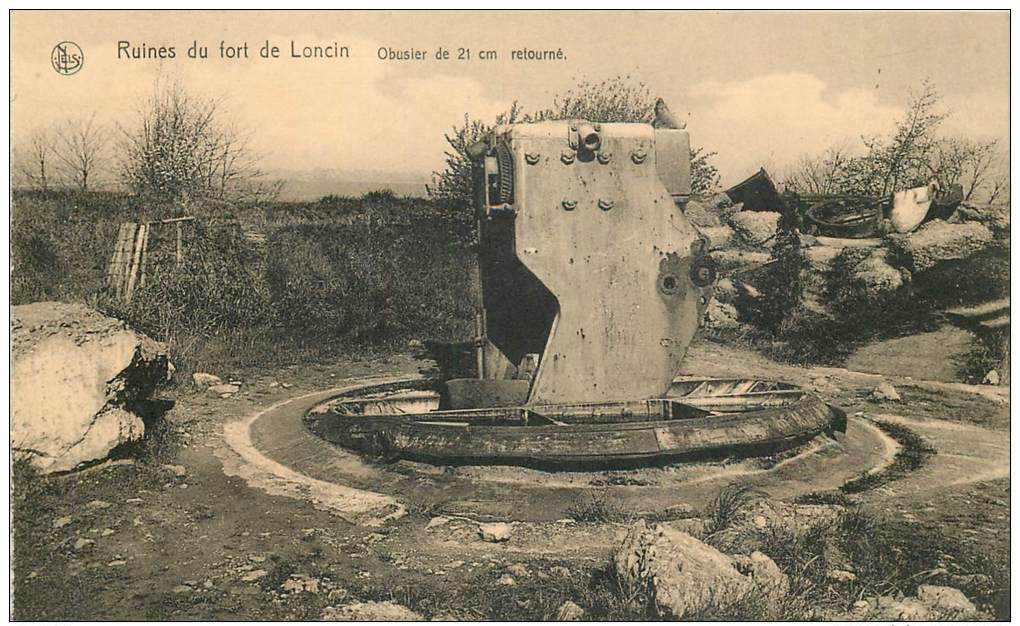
{"left": 11, "top": 339, "right": 1010, "bottom": 620}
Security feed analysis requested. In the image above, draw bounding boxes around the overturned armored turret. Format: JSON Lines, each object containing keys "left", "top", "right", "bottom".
{"left": 310, "top": 119, "right": 845, "bottom": 469}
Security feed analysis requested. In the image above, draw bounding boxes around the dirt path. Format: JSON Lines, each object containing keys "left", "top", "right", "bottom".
{"left": 12, "top": 339, "right": 1010, "bottom": 620}
{"left": 844, "top": 325, "right": 976, "bottom": 382}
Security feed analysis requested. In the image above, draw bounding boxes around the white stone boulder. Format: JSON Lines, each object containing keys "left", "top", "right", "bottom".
{"left": 11, "top": 302, "right": 170, "bottom": 473}
{"left": 613, "top": 520, "right": 759, "bottom": 619}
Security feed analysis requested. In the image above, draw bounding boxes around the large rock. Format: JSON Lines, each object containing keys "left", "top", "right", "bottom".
{"left": 849, "top": 249, "right": 905, "bottom": 298}
{"left": 728, "top": 211, "right": 781, "bottom": 249}
{"left": 11, "top": 302, "right": 170, "bottom": 473}
{"left": 321, "top": 601, "right": 422, "bottom": 621}
{"left": 889, "top": 220, "right": 994, "bottom": 273}
{"left": 698, "top": 225, "right": 733, "bottom": 249}
{"left": 916, "top": 585, "right": 977, "bottom": 617}
{"left": 613, "top": 520, "right": 756, "bottom": 619}
{"left": 683, "top": 199, "right": 723, "bottom": 228}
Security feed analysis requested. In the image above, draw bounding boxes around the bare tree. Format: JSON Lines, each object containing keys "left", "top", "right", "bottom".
{"left": 864, "top": 79, "right": 946, "bottom": 195}
{"left": 120, "top": 78, "right": 280, "bottom": 209}
{"left": 14, "top": 128, "right": 56, "bottom": 190}
{"left": 783, "top": 143, "right": 854, "bottom": 195}
{"left": 54, "top": 113, "right": 109, "bottom": 191}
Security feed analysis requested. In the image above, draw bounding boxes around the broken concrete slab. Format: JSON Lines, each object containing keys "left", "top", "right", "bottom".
{"left": 889, "top": 220, "right": 994, "bottom": 273}
{"left": 728, "top": 211, "right": 781, "bottom": 249}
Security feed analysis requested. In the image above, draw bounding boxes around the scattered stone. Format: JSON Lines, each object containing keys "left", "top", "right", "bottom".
{"left": 86, "top": 499, "right": 111, "bottom": 510}
{"left": 871, "top": 382, "right": 901, "bottom": 402}
{"left": 852, "top": 599, "right": 871, "bottom": 612}
{"left": 425, "top": 516, "right": 450, "bottom": 530}
{"left": 752, "top": 515, "right": 768, "bottom": 528}
{"left": 268, "top": 381, "right": 279, "bottom": 388}
{"left": 100, "top": 528, "right": 115, "bottom": 537}
{"left": 162, "top": 464, "right": 187, "bottom": 478}
{"left": 203, "top": 579, "right": 214, "bottom": 589}
{"left": 507, "top": 563, "right": 529, "bottom": 577}
{"left": 249, "top": 555, "right": 267, "bottom": 563}
{"left": 191, "top": 372, "right": 223, "bottom": 388}
{"left": 107, "top": 560, "right": 127, "bottom": 567}
{"left": 321, "top": 601, "right": 422, "bottom": 621}
{"left": 408, "top": 339, "right": 424, "bottom": 350}
{"left": 555, "top": 600, "right": 585, "bottom": 621}
{"left": 73, "top": 538, "right": 94, "bottom": 550}
{"left": 983, "top": 370, "right": 1000, "bottom": 385}
{"left": 241, "top": 569, "right": 268, "bottom": 582}
{"left": 53, "top": 516, "right": 72, "bottom": 529}
{"left": 916, "top": 585, "right": 976, "bottom": 616}
{"left": 172, "top": 584, "right": 192, "bottom": 594}
{"left": 281, "top": 383, "right": 293, "bottom": 389}
{"left": 827, "top": 569, "right": 857, "bottom": 582}
{"left": 447, "top": 560, "right": 464, "bottom": 569}
{"left": 613, "top": 520, "right": 754, "bottom": 619}
{"left": 208, "top": 384, "right": 240, "bottom": 398}
{"left": 126, "top": 498, "right": 143, "bottom": 504}
{"left": 496, "top": 574, "right": 516, "bottom": 586}
{"left": 282, "top": 575, "right": 320, "bottom": 594}
{"left": 12, "top": 303, "right": 169, "bottom": 473}
{"left": 478, "top": 522, "right": 513, "bottom": 543}
{"left": 873, "top": 596, "right": 931, "bottom": 620}
{"left": 728, "top": 211, "right": 781, "bottom": 249}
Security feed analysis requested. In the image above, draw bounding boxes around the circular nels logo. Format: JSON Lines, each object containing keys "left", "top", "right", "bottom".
{"left": 51, "top": 41, "right": 84, "bottom": 75}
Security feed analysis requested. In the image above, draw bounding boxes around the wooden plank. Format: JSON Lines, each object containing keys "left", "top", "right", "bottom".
{"left": 137, "top": 222, "right": 150, "bottom": 289}
{"left": 105, "top": 223, "right": 129, "bottom": 297}
{"left": 111, "top": 223, "right": 137, "bottom": 299}
{"left": 125, "top": 223, "right": 146, "bottom": 302}
{"left": 175, "top": 221, "right": 183, "bottom": 268}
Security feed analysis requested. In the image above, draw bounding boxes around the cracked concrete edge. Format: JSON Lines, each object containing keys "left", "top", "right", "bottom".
{"left": 216, "top": 377, "right": 416, "bottom": 527}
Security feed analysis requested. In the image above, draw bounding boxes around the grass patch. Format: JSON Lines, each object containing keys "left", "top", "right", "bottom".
{"left": 566, "top": 487, "right": 630, "bottom": 523}
{"left": 702, "top": 483, "right": 765, "bottom": 538}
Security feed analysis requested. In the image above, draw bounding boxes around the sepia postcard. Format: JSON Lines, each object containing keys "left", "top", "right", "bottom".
{"left": 7, "top": 9, "right": 1011, "bottom": 622}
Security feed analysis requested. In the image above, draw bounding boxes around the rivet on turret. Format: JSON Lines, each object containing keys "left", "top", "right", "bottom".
{"left": 525, "top": 152, "right": 540, "bottom": 165}
{"left": 631, "top": 148, "right": 647, "bottom": 164}
{"left": 560, "top": 150, "right": 575, "bottom": 165}
{"left": 597, "top": 152, "right": 612, "bottom": 164}
{"left": 598, "top": 199, "right": 615, "bottom": 211}
{"left": 562, "top": 199, "right": 578, "bottom": 211}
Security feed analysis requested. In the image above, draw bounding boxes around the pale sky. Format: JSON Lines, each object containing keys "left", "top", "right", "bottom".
{"left": 10, "top": 10, "right": 1010, "bottom": 186}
